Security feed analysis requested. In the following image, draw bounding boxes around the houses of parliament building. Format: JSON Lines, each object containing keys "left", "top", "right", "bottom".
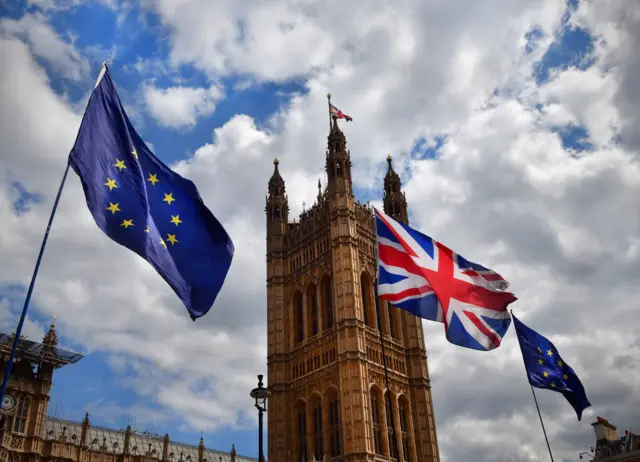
{"left": 0, "top": 115, "right": 439, "bottom": 462}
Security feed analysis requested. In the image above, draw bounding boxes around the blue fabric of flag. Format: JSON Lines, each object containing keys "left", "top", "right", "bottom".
{"left": 512, "top": 313, "right": 591, "bottom": 420}
{"left": 69, "top": 66, "right": 234, "bottom": 321}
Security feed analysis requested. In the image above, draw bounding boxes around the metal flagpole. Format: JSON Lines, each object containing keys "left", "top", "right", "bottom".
{"left": 371, "top": 208, "right": 401, "bottom": 460}
{"left": 0, "top": 63, "right": 107, "bottom": 407}
{"left": 529, "top": 385, "right": 555, "bottom": 462}
{"left": 327, "top": 93, "right": 332, "bottom": 130}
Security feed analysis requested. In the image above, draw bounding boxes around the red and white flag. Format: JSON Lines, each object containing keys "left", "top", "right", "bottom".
{"left": 329, "top": 103, "right": 352, "bottom": 121}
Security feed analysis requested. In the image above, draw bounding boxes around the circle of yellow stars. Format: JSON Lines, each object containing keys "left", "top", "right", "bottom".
{"left": 536, "top": 345, "right": 570, "bottom": 388}
{"left": 103, "top": 149, "right": 182, "bottom": 248}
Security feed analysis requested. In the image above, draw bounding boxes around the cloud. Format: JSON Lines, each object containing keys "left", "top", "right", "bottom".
{"left": 144, "top": 84, "right": 224, "bottom": 129}
{"left": 1, "top": 0, "right": 640, "bottom": 461}
{"left": 0, "top": 13, "right": 90, "bottom": 82}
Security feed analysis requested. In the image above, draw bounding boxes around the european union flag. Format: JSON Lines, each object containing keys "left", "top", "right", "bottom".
{"left": 69, "top": 66, "right": 234, "bottom": 321}
{"left": 512, "top": 313, "right": 591, "bottom": 420}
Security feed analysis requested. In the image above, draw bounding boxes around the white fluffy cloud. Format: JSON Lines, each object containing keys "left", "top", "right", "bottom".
{"left": 144, "top": 83, "right": 224, "bottom": 129}
{"left": 1, "top": 0, "right": 639, "bottom": 461}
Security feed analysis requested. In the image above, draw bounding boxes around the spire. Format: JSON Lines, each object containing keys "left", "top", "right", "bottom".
{"left": 325, "top": 110, "right": 353, "bottom": 199}
{"left": 383, "top": 154, "right": 408, "bottom": 223}
{"left": 268, "top": 158, "right": 285, "bottom": 198}
{"left": 43, "top": 315, "right": 58, "bottom": 347}
{"left": 266, "top": 158, "right": 288, "bottom": 238}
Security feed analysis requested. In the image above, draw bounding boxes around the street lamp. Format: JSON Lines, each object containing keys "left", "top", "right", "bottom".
{"left": 250, "top": 374, "right": 270, "bottom": 462}
{"left": 579, "top": 452, "right": 594, "bottom": 460}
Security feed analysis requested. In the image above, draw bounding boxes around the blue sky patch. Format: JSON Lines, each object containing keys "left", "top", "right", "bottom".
{"left": 533, "top": 0, "right": 596, "bottom": 85}
{"left": 552, "top": 124, "right": 595, "bottom": 152}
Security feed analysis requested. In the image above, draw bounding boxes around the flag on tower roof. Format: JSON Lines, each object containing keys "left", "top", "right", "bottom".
{"left": 374, "top": 208, "right": 517, "bottom": 351}
{"left": 329, "top": 103, "right": 352, "bottom": 121}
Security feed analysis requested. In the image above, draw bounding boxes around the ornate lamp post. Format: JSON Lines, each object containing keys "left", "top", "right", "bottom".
{"left": 250, "top": 374, "right": 270, "bottom": 462}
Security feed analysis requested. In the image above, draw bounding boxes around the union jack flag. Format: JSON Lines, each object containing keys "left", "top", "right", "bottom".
{"left": 375, "top": 208, "right": 517, "bottom": 351}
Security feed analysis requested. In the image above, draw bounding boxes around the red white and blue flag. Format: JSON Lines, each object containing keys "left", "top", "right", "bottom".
{"left": 375, "top": 208, "right": 517, "bottom": 351}
{"left": 329, "top": 103, "right": 352, "bottom": 121}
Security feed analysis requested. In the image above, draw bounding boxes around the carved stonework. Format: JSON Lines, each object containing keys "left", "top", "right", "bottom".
{"left": 10, "top": 436, "right": 23, "bottom": 450}
{"left": 266, "top": 123, "right": 439, "bottom": 462}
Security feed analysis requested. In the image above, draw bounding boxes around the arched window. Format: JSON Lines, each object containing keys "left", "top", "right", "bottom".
{"left": 274, "top": 206, "right": 281, "bottom": 219}
{"left": 311, "top": 397, "right": 323, "bottom": 460}
{"left": 328, "top": 390, "right": 341, "bottom": 457}
{"left": 385, "top": 392, "right": 398, "bottom": 459}
{"left": 388, "top": 302, "right": 400, "bottom": 340}
{"left": 297, "top": 402, "right": 307, "bottom": 462}
{"left": 307, "top": 284, "right": 318, "bottom": 337}
{"left": 6, "top": 395, "right": 29, "bottom": 434}
{"left": 322, "top": 277, "right": 333, "bottom": 330}
{"left": 360, "top": 273, "right": 375, "bottom": 328}
{"left": 294, "top": 292, "right": 304, "bottom": 345}
{"left": 370, "top": 389, "right": 383, "bottom": 455}
{"left": 399, "top": 398, "right": 411, "bottom": 462}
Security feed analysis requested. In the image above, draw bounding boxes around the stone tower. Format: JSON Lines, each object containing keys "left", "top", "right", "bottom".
{"left": 0, "top": 322, "right": 82, "bottom": 452}
{"left": 266, "top": 116, "right": 439, "bottom": 462}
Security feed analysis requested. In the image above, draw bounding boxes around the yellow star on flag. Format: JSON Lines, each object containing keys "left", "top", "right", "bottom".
{"left": 106, "top": 202, "right": 120, "bottom": 214}
{"left": 557, "top": 360, "right": 563, "bottom": 367}
{"left": 547, "top": 349, "right": 553, "bottom": 357}
{"left": 537, "top": 359, "right": 544, "bottom": 365}
{"left": 160, "top": 239, "right": 167, "bottom": 248}
{"left": 120, "top": 219, "right": 134, "bottom": 228}
{"left": 163, "top": 193, "right": 175, "bottom": 205}
{"left": 537, "top": 347, "right": 542, "bottom": 353}
{"left": 148, "top": 173, "right": 159, "bottom": 185}
{"left": 104, "top": 178, "right": 117, "bottom": 191}
{"left": 166, "top": 233, "right": 178, "bottom": 246}
{"left": 563, "top": 374, "right": 568, "bottom": 380}
{"left": 145, "top": 226, "right": 150, "bottom": 233}
{"left": 114, "top": 159, "right": 127, "bottom": 171}
{"left": 551, "top": 382, "right": 556, "bottom": 388}
{"left": 170, "top": 215, "right": 182, "bottom": 226}
{"left": 543, "top": 371, "right": 549, "bottom": 378}
{"left": 131, "top": 148, "right": 138, "bottom": 159}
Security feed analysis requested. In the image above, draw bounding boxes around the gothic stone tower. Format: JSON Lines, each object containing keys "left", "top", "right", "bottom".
{"left": 266, "top": 117, "right": 439, "bottom": 462}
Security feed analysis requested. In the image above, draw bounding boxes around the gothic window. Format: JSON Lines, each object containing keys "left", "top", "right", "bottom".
{"left": 393, "top": 202, "right": 400, "bottom": 215}
{"left": 274, "top": 206, "right": 281, "bottom": 220}
{"left": 294, "top": 292, "right": 304, "bottom": 344}
{"left": 322, "top": 277, "right": 333, "bottom": 330}
{"left": 360, "top": 273, "right": 375, "bottom": 328}
{"left": 371, "top": 390, "right": 383, "bottom": 455}
{"left": 312, "top": 397, "right": 324, "bottom": 460}
{"left": 385, "top": 392, "right": 398, "bottom": 460}
{"left": 307, "top": 285, "right": 318, "bottom": 337}
{"left": 336, "top": 162, "right": 343, "bottom": 176}
{"left": 297, "top": 403, "right": 307, "bottom": 462}
{"left": 388, "top": 303, "right": 399, "bottom": 339}
{"left": 399, "top": 399, "right": 411, "bottom": 462}
{"left": 11, "top": 395, "right": 29, "bottom": 434}
{"left": 328, "top": 391, "right": 341, "bottom": 457}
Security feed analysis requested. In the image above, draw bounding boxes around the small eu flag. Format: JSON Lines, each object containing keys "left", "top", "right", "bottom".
{"left": 512, "top": 313, "right": 591, "bottom": 420}
{"left": 69, "top": 65, "right": 234, "bottom": 321}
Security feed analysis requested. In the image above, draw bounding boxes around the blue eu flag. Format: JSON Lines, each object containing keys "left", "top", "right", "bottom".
{"left": 69, "top": 66, "right": 234, "bottom": 321}
{"left": 512, "top": 313, "right": 591, "bottom": 420}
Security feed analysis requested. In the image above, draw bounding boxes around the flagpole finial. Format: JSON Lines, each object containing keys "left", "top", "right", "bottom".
{"left": 327, "top": 93, "right": 331, "bottom": 99}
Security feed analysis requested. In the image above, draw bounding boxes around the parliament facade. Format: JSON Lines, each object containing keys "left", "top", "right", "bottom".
{"left": 265, "top": 116, "right": 439, "bottom": 462}
{"left": 0, "top": 327, "right": 256, "bottom": 462}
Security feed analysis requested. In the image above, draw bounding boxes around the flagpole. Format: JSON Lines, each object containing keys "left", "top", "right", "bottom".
{"left": 0, "top": 63, "right": 107, "bottom": 407}
{"left": 529, "top": 385, "right": 555, "bottom": 462}
{"left": 511, "top": 310, "right": 555, "bottom": 462}
{"left": 371, "top": 208, "right": 401, "bottom": 460}
{"left": 327, "top": 93, "right": 332, "bottom": 130}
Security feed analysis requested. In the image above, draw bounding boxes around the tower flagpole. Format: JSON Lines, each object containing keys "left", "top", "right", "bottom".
{"left": 327, "top": 93, "right": 332, "bottom": 131}
{"left": 372, "top": 207, "right": 401, "bottom": 460}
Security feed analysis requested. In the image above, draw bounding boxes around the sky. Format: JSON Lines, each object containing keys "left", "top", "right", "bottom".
{"left": 1, "top": 0, "right": 639, "bottom": 461}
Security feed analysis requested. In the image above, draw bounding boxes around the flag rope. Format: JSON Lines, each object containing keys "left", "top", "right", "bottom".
{"left": 372, "top": 208, "right": 401, "bottom": 460}
{"left": 0, "top": 63, "right": 107, "bottom": 407}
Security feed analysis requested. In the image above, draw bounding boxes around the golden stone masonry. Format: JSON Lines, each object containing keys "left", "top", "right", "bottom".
{"left": 265, "top": 117, "right": 439, "bottom": 462}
